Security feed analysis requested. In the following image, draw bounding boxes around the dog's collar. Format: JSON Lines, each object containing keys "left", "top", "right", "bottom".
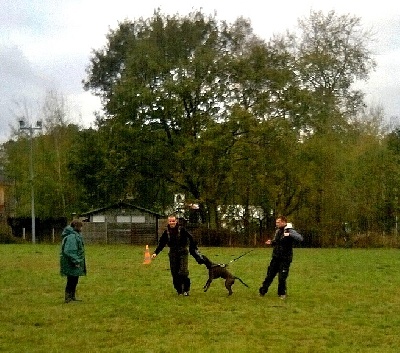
{"left": 211, "top": 263, "right": 227, "bottom": 268}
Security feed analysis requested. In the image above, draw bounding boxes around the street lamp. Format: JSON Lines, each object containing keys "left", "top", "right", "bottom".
{"left": 19, "top": 119, "right": 42, "bottom": 244}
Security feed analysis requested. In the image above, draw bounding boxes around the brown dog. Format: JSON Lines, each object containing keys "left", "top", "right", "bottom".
{"left": 201, "top": 254, "right": 249, "bottom": 295}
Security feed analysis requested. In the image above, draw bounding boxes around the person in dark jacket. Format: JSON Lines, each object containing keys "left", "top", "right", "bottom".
{"left": 151, "top": 215, "right": 201, "bottom": 296}
{"left": 60, "top": 219, "right": 86, "bottom": 303}
{"left": 259, "top": 216, "right": 303, "bottom": 299}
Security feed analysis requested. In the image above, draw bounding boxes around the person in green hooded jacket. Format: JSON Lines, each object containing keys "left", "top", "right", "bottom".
{"left": 60, "top": 219, "right": 86, "bottom": 303}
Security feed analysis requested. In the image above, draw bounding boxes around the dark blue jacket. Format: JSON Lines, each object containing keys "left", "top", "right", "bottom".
{"left": 271, "top": 226, "right": 303, "bottom": 261}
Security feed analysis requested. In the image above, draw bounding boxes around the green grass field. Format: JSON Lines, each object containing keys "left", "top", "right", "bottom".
{"left": 1, "top": 244, "right": 399, "bottom": 352}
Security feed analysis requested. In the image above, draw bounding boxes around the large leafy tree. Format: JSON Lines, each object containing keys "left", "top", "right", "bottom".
{"left": 80, "top": 9, "right": 388, "bottom": 241}
{"left": 291, "top": 10, "right": 376, "bottom": 134}
{"left": 83, "top": 10, "right": 296, "bottom": 224}
{"left": 283, "top": 10, "right": 378, "bottom": 236}
{"left": 1, "top": 10, "right": 397, "bottom": 244}
{"left": 4, "top": 92, "right": 83, "bottom": 218}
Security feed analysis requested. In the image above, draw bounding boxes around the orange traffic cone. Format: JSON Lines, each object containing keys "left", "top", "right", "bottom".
{"left": 143, "top": 244, "right": 151, "bottom": 264}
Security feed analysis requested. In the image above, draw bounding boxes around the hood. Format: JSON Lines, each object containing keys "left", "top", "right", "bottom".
{"left": 62, "top": 225, "right": 75, "bottom": 238}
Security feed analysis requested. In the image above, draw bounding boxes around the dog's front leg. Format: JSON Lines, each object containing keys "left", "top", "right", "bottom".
{"left": 203, "top": 278, "right": 212, "bottom": 292}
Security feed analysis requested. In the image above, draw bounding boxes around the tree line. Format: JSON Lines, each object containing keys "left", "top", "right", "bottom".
{"left": 2, "top": 9, "right": 400, "bottom": 246}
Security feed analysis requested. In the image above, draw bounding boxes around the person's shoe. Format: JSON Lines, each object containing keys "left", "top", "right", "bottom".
{"left": 259, "top": 287, "right": 266, "bottom": 296}
{"left": 64, "top": 292, "right": 72, "bottom": 303}
{"left": 183, "top": 292, "right": 189, "bottom": 296}
{"left": 279, "top": 295, "right": 287, "bottom": 300}
{"left": 71, "top": 291, "right": 82, "bottom": 301}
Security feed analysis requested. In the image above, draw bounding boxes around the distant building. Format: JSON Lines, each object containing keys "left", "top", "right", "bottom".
{"left": 80, "top": 201, "right": 164, "bottom": 245}
{"left": 0, "top": 172, "right": 12, "bottom": 225}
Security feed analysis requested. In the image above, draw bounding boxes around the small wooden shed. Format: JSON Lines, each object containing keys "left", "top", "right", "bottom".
{"left": 80, "top": 201, "right": 163, "bottom": 245}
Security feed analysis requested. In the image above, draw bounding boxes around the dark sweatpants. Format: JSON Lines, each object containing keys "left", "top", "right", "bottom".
{"left": 169, "top": 250, "right": 190, "bottom": 294}
{"left": 261, "top": 257, "right": 291, "bottom": 296}
{"left": 65, "top": 275, "right": 79, "bottom": 295}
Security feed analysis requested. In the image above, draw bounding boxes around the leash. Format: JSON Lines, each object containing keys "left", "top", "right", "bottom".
{"left": 228, "top": 249, "right": 254, "bottom": 264}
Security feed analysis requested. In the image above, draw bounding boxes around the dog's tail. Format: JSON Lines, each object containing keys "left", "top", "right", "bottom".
{"left": 235, "top": 277, "right": 249, "bottom": 288}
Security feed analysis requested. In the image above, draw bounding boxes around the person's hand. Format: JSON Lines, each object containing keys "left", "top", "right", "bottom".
{"left": 265, "top": 239, "right": 272, "bottom": 245}
{"left": 75, "top": 264, "right": 80, "bottom": 268}
{"left": 151, "top": 253, "right": 157, "bottom": 259}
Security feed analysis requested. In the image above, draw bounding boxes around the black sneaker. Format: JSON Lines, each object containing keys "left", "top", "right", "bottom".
{"left": 259, "top": 287, "right": 266, "bottom": 296}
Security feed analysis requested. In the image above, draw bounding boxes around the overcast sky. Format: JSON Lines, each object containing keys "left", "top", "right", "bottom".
{"left": 1, "top": 0, "right": 399, "bottom": 142}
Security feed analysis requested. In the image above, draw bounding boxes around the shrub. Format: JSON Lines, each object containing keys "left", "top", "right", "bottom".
{"left": 0, "top": 224, "right": 24, "bottom": 244}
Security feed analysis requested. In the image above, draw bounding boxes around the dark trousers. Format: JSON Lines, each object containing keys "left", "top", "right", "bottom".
{"left": 169, "top": 251, "right": 190, "bottom": 294}
{"left": 261, "top": 257, "right": 291, "bottom": 296}
{"left": 65, "top": 275, "right": 79, "bottom": 296}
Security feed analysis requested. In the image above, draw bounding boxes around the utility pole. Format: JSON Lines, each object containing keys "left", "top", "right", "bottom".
{"left": 19, "top": 119, "right": 42, "bottom": 244}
